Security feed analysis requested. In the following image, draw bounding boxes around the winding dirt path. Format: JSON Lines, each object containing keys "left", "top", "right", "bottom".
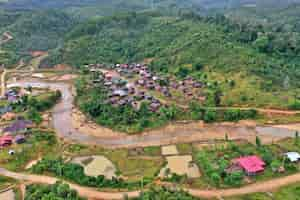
{"left": 2, "top": 168, "right": 300, "bottom": 199}
{"left": 1, "top": 69, "right": 7, "bottom": 96}
{"left": 0, "top": 168, "right": 140, "bottom": 200}
{"left": 0, "top": 32, "right": 13, "bottom": 45}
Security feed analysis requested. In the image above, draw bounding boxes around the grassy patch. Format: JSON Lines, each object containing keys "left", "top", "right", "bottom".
{"left": 177, "top": 143, "right": 193, "bottom": 155}
{"left": 143, "top": 146, "right": 161, "bottom": 156}
{"left": 225, "top": 193, "right": 271, "bottom": 200}
{"left": 191, "top": 140, "right": 299, "bottom": 189}
{"left": 65, "top": 144, "right": 164, "bottom": 181}
{"left": 278, "top": 138, "right": 300, "bottom": 152}
{"left": 0, "top": 176, "right": 16, "bottom": 190}
{"left": 0, "top": 129, "right": 59, "bottom": 171}
{"left": 256, "top": 113, "right": 300, "bottom": 124}
{"left": 0, "top": 100, "right": 9, "bottom": 107}
{"left": 225, "top": 182, "right": 300, "bottom": 200}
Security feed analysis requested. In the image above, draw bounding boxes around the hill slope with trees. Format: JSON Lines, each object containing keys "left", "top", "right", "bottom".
{"left": 0, "top": 9, "right": 78, "bottom": 66}
{"left": 3, "top": 0, "right": 300, "bottom": 11}
{"left": 45, "top": 12, "right": 300, "bottom": 109}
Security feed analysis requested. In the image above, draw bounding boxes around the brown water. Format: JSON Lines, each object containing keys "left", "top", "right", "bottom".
{"left": 8, "top": 81, "right": 300, "bottom": 148}
{"left": 256, "top": 126, "right": 298, "bottom": 137}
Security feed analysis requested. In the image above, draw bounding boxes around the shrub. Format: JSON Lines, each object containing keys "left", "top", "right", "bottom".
{"left": 224, "top": 109, "right": 242, "bottom": 121}
{"left": 25, "top": 181, "right": 85, "bottom": 200}
{"left": 224, "top": 171, "right": 244, "bottom": 186}
{"left": 288, "top": 101, "right": 300, "bottom": 110}
{"left": 223, "top": 109, "right": 257, "bottom": 121}
{"left": 135, "top": 186, "right": 198, "bottom": 200}
{"left": 203, "top": 110, "right": 217, "bottom": 123}
{"left": 26, "top": 108, "right": 42, "bottom": 124}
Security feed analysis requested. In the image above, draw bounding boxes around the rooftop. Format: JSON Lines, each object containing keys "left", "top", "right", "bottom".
{"left": 285, "top": 152, "right": 300, "bottom": 162}
{"left": 3, "top": 120, "right": 32, "bottom": 133}
{"left": 235, "top": 155, "right": 265, "bottom": 173}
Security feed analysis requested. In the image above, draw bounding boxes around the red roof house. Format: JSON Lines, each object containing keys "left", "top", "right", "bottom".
{"left": 234, "top": 156, "right": 266, "bottom": 175}
{"left": 0, "top": 135, "right": 13, "bottom": 147}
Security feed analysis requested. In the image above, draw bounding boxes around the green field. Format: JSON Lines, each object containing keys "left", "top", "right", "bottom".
{"left": 0, "top": 130, "right": 59, "bottom": 171}
{"left": 225, "top": 182, "right": 300, "bottom": 200}
{"left": 65, "top": 144, "right": 164, "bottom": 181}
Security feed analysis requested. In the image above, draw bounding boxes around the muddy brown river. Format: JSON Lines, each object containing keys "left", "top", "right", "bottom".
{"left": 7, "top": 81, "right": 300, "bottom": 148}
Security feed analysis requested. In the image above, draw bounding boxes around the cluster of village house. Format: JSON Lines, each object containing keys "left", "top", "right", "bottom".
{"left": 0, "top": 89, "right": 33, "bottom": 153}
{"left": 1, "top": 88, "right": 30, "bottom": 103}
{"left": 87, "top": 63, "right": 206, "bottom": 111}
{"left": 0, "top": 119, "right": 33, "bottom": 153}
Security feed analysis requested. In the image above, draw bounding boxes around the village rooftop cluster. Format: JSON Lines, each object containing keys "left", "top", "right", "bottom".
{"left": 86, "top": 63, "right": 206, "bottom": 111}
{"left": 0, "top": 89, "right": 34, "bottom": 152}
{"left": 1, "top": 88, "right": 29, "bottom": 103}
{"left": 0, "top": 119, "right": 33, "bottom": 152}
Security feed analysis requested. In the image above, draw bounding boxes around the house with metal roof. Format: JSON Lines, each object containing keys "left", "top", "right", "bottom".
{"left": 0, "top": 106, "right": 12, "bottom": 115}
{"left": 112, "top": 90, "right": 128, "bottom": 97}
{"left": 2, "top": 120, "right": 33, "bottom": 135}
{"left": 14, "top": 135, "right": 26, "bottom": 144}
{"left": 285, "top": 152, "right": 300, "bottom": 162}
{"left": 234, "top": 155, "right": 266, "bottom": 175}
{"left": 0, "top": 135, "right": 13, "bottom": 147}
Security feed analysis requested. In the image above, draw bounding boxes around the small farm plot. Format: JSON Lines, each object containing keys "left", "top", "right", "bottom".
{"left": 161, "top": 145, "right": 179, "bottom": 156}
{"left": 160, "top": 155, "right": 201, "bottom": 178}
{"left": 72, "top": 155, "right": 116, "bottom": 179}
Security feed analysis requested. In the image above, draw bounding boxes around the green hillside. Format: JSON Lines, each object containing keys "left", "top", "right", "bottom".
{"left": 46, "top": 12, "right": 300, "bottom": 109}
{"left": 0, "top": 9, "right": 22, "bottom": 30}
{"left": 0, "top": 10, "right": 78, "bottom": 66}
{"left": 3, "top": 0, "right": 300, "bottom": 11}
{"left": 3, "top": 10, "right": 78, "bottom": 51}
{"left": 1, "top": 0, "right": 205, "bottom": 18}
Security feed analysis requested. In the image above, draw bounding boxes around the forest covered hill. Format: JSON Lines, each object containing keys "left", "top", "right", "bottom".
{"left": 1, "top": 1, "right": 300, "bottom": 108}
{"left": 0, "top": 9, "right": 78, "bottom": 65}
{"left": 2, "top": 0, "right": 300, "bottom": 10}
{"left": 41, "top": 11, "right": 300, "bottom": 108}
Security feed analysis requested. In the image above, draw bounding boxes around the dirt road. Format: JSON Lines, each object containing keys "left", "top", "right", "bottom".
{"left": 0, "top": 168, "right": 140, "bottom": 200}
{"left": 0, "top": 32, "right": 13, "bottom": 46}
{"left": 1, "top": 69, "right": 7, "bottom": 96}
{"left": 2, "top": 167, "right": 300, "bottom": 199}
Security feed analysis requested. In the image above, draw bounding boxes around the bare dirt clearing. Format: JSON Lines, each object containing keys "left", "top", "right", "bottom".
{"left": 0, "top": 189, "right": 15, "bottom": 200}
{"left": 72, "top": 155, "right": 116, "bottom": 179}
{"left": 160, "top": 155, "right": 200, "bottom": 178}
{"left": 50, "top": 74, "right": 78, "bottom": 81}
{"left": 25, "top": 157, "right": 42, "bottom": 170}
{"left": 72, "top": 108, "right": 124, "bottom": 138}
{"left": 161, "top": 145, "right": 179, "bottom": 156}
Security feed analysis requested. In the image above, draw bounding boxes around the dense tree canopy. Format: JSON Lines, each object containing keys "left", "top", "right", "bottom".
{"left": 25, "top": 182, "right": 85, "bottom": 200}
